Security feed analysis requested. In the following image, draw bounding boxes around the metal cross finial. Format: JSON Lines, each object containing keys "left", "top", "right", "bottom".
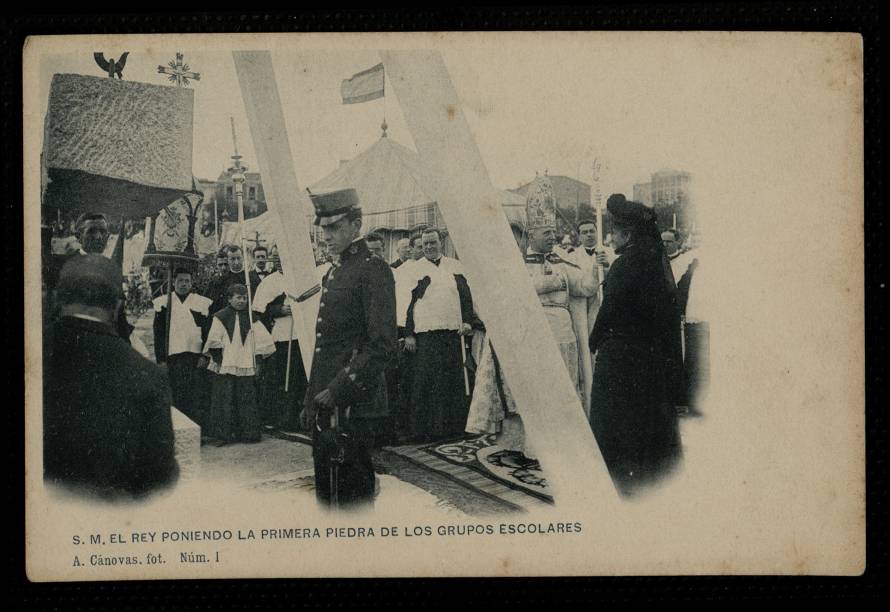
{"left": 157, "top": 52, "right": 201, "bottom": 88}
{"left": 246, "top": 231, "right": 266, "bottom": 249}
{"left": 228, "top": 117, "right": 246, "bottom": 178}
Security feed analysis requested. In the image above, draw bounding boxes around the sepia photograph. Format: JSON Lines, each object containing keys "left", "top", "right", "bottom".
{"left": 24, "top": 31, "right": 864, "bottom": 580}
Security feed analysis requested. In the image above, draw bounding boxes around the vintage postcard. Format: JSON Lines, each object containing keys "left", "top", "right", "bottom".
{"left": 24, "top": 32, "right": 864, "bottom": 580}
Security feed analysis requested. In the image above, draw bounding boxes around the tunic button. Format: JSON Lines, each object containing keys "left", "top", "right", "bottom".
{"left": 317, "top": 317, "right": 323, "bottom": 323}
{"left": 319, "top": 302, "right": 325, "bottom": 308}
{"left": 316, "top": 332, "right": 321, "bottom": 338}
{"left": 314, "top": 347, "right": 321, "bottom": 353}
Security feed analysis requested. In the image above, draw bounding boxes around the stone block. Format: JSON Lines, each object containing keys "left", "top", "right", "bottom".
{"left": 171, "top": 406, "right": 200, "bottom": 480}
{"left": 42, "top": 73, "right": 194, "bottom": 218}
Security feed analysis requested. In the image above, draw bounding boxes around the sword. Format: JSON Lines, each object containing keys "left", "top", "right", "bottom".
{"left": 290, "top": 284, "right": 321, "bottom": 303}
{"left": 329, "top": 404, "right": 343, "bottom": 509}
{"left": 458, "top": 331, "right": 470, "bottom": 396}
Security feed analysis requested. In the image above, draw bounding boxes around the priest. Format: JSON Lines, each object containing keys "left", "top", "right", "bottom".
{"left": 152, "top": 267, "right": 212, "bottom": 428}
{"left": 252, "top": 250, "right": 309, "bottom": 430}
{"left": 466, "top": 179, "right": 596, "bottom": 458}
{"left": 404, "top": 228, "right": 475, "bottom": 443}
{"left": 556, "top": 217, "right": 613, "bottom": 415}
{"left": 207, "top": 244, "right": 262, "bottom": 317}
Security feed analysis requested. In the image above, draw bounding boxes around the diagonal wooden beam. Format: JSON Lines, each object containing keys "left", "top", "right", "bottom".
{"left": 232, "top": 51, "right": 319, "bottom": 373}
{"left": 381, "top": 50, "right": 615, "bottom": 504}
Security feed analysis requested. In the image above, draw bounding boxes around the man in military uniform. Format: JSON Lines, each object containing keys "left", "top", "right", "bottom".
{"left": 300, "top": 188, "right": 397, "bottom": 509}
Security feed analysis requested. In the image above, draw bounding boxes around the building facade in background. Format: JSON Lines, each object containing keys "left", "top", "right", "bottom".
{"left": 633, "top": 168, "right": 693, "bottom": 231}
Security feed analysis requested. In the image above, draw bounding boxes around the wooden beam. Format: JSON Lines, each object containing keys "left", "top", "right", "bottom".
{"left": 381, "top": 50, "right": 615, "bottom": 504}
{"left": 232, "top": 51, "right": 319, "bottom": 373}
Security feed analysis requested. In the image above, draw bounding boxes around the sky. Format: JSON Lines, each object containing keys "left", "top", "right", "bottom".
{"left": 36, "top": 37, "right": 702, "bottom": 200}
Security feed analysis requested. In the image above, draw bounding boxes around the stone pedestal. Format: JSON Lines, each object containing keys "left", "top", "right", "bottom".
{"left": 171, "top": 406, "right": 201, "bottom": 480}
{"left": 42, "top": 73, "right": 194, "bottom": 218}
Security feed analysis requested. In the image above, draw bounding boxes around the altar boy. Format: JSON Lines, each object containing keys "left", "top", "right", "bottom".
{"left": 204, "top": 284, "right": 275, "bottom": 445}
{"left": 152, "top": 268, "right": 212, "bottom": 427}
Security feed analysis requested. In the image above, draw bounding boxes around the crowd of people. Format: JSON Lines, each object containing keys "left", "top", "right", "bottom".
{"left": 42, "top": 189, "right": 702, "bottom": 507}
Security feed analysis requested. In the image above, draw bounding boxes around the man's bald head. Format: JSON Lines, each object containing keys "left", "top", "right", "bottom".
{"left": 396, "top": 238, "right": 411, "bottom": 261}
{"left": 57, "top": 254, "right": 122, "bottom": 314}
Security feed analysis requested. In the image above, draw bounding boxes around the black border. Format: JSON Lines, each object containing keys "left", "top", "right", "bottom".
{"left": 5, "top": 4, "right": 884, "bottom": 607}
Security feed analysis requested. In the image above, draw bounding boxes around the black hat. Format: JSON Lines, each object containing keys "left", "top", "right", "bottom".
{"left": 309, "top": 188, "right": 361, "bottom": 227}
{"left": 607, "top": 193, "right": 656, "bottom": 227}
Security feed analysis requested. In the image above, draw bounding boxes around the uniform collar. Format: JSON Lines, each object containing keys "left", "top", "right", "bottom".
{"left": 339, "top": 238, "right": 369, "bottom": 263}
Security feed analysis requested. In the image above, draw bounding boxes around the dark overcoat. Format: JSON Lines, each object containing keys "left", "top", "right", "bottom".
{"left": 589, "top": 239, "right": 684, "bottom": 493}
{"left": 43, "top": 316, "right": 179, "bottom": 499}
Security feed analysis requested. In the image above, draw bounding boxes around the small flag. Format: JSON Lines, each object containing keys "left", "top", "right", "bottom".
{"left": 340, "top": 63, "right": 385, "bottom": 104}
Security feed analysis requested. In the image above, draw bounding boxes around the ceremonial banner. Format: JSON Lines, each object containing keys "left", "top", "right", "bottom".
{"left": 340, "top": 62, "right": 385, "bottom": 104}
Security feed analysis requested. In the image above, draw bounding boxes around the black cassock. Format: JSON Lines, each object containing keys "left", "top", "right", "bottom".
{"left": 405, "top": 270, "right": 476, "bottom": 442}
{"left": 589, "top": 239, "right": 684, "bottom": 496}
{"left": 206, "top": 270, "right": 262, "bottom": 317}
{"left": 303, "top": 239, "right": 397, "bottom": 508}
{"left": 152, "top": 292, "right": 210, "bottom": 429}
{"left": 255, "top": 290, "right": 308, "bottom": 430}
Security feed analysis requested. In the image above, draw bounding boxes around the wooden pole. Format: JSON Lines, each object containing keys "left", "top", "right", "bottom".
{"left": 165, "top": 260, "right": 173, "bottom": 364}
{"left": 458, "top": 333, "right": 470, "bottom": 396}
{"left": 232, "top": 51, "right": 321, "bottom": 375}
{"left": 381, "top": 50, "right": 614, "bottom": 504}
{"left": 284, "top": 312, "right": 294, "bottom": 393}
{"left": 230, "top": 118, "right": 257, "bottom": 370}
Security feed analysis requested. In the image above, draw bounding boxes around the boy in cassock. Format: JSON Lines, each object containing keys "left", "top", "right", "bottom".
{"left": 203, "top": 283, "right": 275, "bottom": 445}
{"left": 152, "top": 268, "right": 212, "bottom": 428}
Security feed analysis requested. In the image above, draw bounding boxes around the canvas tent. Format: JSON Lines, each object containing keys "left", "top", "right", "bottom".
{"left": 220, "top": 134, "right": 528, "bottom": 260}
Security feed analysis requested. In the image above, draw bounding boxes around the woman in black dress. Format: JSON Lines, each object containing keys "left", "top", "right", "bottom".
{"left": 589, "top": 194, "right": 684, "bottom": 496}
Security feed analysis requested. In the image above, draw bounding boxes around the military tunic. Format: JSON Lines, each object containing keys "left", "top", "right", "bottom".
{"left": 304, "top": 238, "right": 397, "bottom": 507}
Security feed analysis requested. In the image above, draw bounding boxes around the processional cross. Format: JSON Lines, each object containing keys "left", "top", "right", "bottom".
{"left": 246, "top": 231, "right": 266, "bottom": 251}
{"left": 157, "top": 52, "right": 201, "bottom": 88}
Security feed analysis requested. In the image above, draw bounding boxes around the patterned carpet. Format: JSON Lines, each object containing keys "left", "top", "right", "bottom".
{"left": 266, "top": 425, "right": 554, "bottom": 512}
{"left": 385, "top": 434, "right": 553, "bottom": 511}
